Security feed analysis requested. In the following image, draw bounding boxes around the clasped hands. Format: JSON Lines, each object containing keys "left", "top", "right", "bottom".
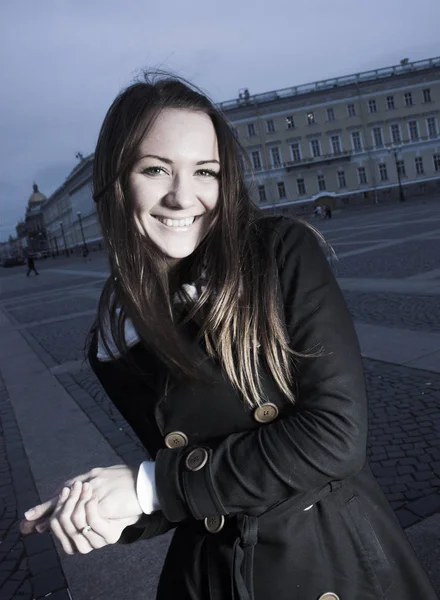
{"left": 19, "top": 465, "right": 144, "bottom": 555}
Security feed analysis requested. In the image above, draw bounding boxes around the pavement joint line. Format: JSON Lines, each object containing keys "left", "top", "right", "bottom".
{"left": 12, "top": 309, "right": 97, "bottom": 330}
{"left": 2, "top": 288, "right": 100, "bottom": 310}
{"left": 0, "top": 279, "right": 106, "bottom": 307}
{"left": 337, "top": 278, "right": 440, "bottom": 296}
{"left": 334, "top": 227, "right": 440, "bottom": 260}
{"left": 50, "top": 360, "right": 88, "bottom": 375}
{"left": 406, "top": 269, "right": 440, "bottom": 281}
{"left": 319, "top": 216, "right": 440, "bottom": 236}
{"left": 46, "top": 268, "right": 108, "bottom": 278}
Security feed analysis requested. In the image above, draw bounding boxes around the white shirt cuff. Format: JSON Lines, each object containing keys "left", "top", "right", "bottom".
{"left": 136, "top": 461, "right": 160, "bottom": 514}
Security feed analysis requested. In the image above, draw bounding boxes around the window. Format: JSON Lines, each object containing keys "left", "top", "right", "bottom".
{"left": 351, "top": 131, "right": 363, "bottom": 152}
{"left": 290, "top": 142, "right": 301, "bottom": 162}
{"left": 248, "top": 123, "right": 256, "bottom": 137}
{"left": 327, "top": 108, "right": 335, "bottom": 122}
{"left": 379, "top": 163, "right": 388, "bottom": 181}
{"left": 271, "top": 147, "right": 281, "bottom": 168}
{"left": 337, "top": 170, "right": 346, "bottom": 188}
{"left": 408, "top": 120, "right": 419, "bottom": 141}
{"left": 434, "top": 153, "right": 440, "bottom": 172}
{"left": 423, "top": 88, "right": 432, "bottom": 103}
{"left": 404, "top": 92, "right": 413, "bottom": 107}
{"left": 358, "top": 167, "right": 368, "bottom": 184}
{"left": 251, "top": 150, "right": 262, "bottom": 170}
{"left": 330, "top": 135, "right": 342, "bottom": 154}
{"left": 310, "top": 139, "right": 321, "bottom": 157}
{"left": 317, "top": 174, "right": 326, "bottom": 191}
{"left": 347, "top": 103, "right": 356, "bottom": 117}
{"left": 297, "top": 178, "right": 306, "bottom": 195}
{"left": 277, "top": 181, "right": 286, "bottom": 199}
{"left": 307, "top": 111, "right": 316, "bottom": 125}
{"left": 258, "top": 185, "right": 266, "bottom": 203}
{"left": 427, "top": 117, "right": 438, "bottom": 139}
{"left": 266, "top": 119, "right": 275, "bottom": 133}
{"left": 390, "top": 124, "right": 401, "bottom": 144}
{"left": 372, "top": 127, "right": 384, "bottom": 148}
{"left": 368, "top": 99, "right": 377, "bottom": 113}
{"left": 387, "top": 95, "right": 395, "bottom": 110}
{"left": 286, "top": 116, "right": 295, "bottom": 129}
{"left": 397, "top": 160, "right": 406, "bottom": 177}
{"left": 415, "top": 157, "right": 424, "bottom": 175}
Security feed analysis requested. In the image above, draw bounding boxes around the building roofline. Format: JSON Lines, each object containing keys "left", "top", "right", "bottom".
{"left": 219, "top": 56, "right": 440, "bottom": 111}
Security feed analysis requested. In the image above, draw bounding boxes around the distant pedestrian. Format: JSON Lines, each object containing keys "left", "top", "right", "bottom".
{"left": 323, "top": 204, "right": 332, "bottom": 220}
{"left": 26, "top": 255, "right": 39, "bottom": 276}
{"left": 82, "top": 248, "right": 90, "bottom": 262}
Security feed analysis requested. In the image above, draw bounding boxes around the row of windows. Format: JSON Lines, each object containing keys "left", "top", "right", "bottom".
{"left": 249, "top": 118, "right": 439, "bottom": 170}
{"left": 257, "top": 153, "right": 440, "bottom": 201}
{"left": 368, "top": 88, "right": 432, "bottom": 113}
{"left": 244, "top": 88, "right": 434, "bottom": 136}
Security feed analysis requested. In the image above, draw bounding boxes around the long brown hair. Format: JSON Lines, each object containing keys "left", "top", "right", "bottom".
{"left": 91, "top": 71, "right": 316, "bottom": 409}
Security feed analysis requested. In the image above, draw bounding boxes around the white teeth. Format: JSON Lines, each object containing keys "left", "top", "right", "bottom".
{"left": 155, "top": 216, "right": 196, "bottom": 228}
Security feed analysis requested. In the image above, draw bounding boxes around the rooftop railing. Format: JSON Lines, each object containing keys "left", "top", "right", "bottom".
{"left": 220, "top": 57, "right": 440, "bottom": 111}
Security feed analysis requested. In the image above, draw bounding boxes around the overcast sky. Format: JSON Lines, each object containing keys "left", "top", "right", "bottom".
{"left": 1, "top": 0, "right": 439, "bottom": 240}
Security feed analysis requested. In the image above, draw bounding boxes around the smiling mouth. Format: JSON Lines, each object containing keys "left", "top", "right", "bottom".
{"left": 152, "top": 215, "right": 200, "bottom": 229}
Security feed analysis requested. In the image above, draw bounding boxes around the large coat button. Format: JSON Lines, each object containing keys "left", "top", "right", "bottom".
{"left": 185, "top": 448, "right": 208, "bottom": 471}
{"left": 204, "top": 515, "right": 225, "bottom": 533}
{"left": 318, "top": 593, "right": 340, "bottom": 600}
{"left": 165, "top": 431, "right": 188, "bottom": 449}
{"left": 254, "top": 402, "right": 279, "bottom": 423}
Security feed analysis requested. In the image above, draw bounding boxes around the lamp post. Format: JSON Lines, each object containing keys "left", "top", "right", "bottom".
{"left": 77, "top": 211, "right": 88, "bottom": 252}
{"left": 390, "top": 145, "right": 406, "bottom": 203}
{"left": 59, "top": 222, "right": 69, "bottom": 257}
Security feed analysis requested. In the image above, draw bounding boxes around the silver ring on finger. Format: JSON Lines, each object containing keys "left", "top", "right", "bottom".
{"left": 82, "top": 525, "right": 93, "bottom": 535}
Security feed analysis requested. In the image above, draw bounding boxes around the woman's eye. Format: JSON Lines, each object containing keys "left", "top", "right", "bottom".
{"left": 142, "top": 166, "right": 166, "bottom": 176}
{"left": 197, "top": 169, "right": 220, "bottom": 178}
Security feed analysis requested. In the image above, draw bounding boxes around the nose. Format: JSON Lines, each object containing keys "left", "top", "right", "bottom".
{"left": 165, "top": 173, "right": 196, "bottom": 210}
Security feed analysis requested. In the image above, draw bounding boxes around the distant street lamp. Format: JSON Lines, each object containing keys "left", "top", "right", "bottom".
{"left": 77, "top": 212, "right": 88, "bottom": 252}
{"left": 390, "top": 144, "right": 406, "bottom": 203}
{"left": 59, "top": 221, "right": 69, "bottom": 257}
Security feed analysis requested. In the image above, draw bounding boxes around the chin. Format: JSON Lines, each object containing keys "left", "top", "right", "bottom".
{"left": 157, "top": 242, "right": 199, "bottom": 261}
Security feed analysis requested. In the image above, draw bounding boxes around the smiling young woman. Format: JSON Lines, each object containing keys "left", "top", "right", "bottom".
{"left": 20, "top": 72, "right": 438, "bottom": 600}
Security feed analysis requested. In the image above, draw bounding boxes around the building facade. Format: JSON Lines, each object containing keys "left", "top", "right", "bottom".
{"left": 42, "top": 154, "right": 102, "bottom": 255}
{"left": 220, "top": 57, "right": 440, "bottom": 212}
{"left": 16, "top": 184, "right": 50, "bottom": 255}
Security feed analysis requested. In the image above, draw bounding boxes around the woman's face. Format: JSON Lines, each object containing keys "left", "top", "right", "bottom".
{"left": 128, "top": 108, "right": 220, "bottom": 262}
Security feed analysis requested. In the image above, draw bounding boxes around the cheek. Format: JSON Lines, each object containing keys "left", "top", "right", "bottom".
{"left": 130, "top": 181, "right": 161, "bottom": 212}
{"left": 205, "top": 183, "right": 220, "bottom": 208}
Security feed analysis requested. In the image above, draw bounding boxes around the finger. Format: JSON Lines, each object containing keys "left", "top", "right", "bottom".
{"left": 50, "top": 488, "right": 77, "bottom": 555}
{"left": 76, "top": 484, "right": 108, "bottom": 550}
{"left": 24, "top": 496, "right": 58, "bottom": 522}
{"left": 58, "top": 481, "right": 94, "bottom": 555}
{"left": 63, "top": 471, "right": 93, "bottom": 489}
{"left": 20, "top": 517, "right": 46, "bottom": 535}
{"left": 58, "top": 481, "right": 84, "bottom": 538}
{"left": 71, "top": 481, "right": 94, "bottom": 531}
{"left": 85, "top": 494, "right": 121, "bottom": 546}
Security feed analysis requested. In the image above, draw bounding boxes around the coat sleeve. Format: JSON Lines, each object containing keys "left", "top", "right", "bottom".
{"left": 154, "top": 219, "right": 368, "bottom": 522}
{"left": 87, "top": 336, "right": 176, "bottom": 542}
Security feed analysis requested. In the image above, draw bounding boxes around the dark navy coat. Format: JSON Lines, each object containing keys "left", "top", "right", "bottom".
{"left": 89, "top": 217, "right": 437, "bottom": 600}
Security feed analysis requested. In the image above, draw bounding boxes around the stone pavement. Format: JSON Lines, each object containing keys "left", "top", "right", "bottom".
{"left": 0, "top": 197, "right": 439, "bottom": 598}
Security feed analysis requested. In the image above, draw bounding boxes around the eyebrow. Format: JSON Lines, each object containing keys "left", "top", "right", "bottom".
{"left": 139, "top": 154, "right": 220, "bottom": 166}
